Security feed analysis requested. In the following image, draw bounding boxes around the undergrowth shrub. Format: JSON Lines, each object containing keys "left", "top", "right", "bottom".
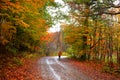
{"left": 13, "top": 57, "right": 23, "bottom": 66}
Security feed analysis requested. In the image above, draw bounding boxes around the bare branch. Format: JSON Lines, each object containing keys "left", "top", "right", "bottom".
{"left": 104, "top": 11, "right": 120, "bottom": 15}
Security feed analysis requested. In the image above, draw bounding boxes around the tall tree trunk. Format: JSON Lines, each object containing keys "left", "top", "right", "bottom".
{"left": 93, "top": 20, "right": 97, "bottom": 60}
{"left": 108, "top": 24, "right": 113, "bottom": 67}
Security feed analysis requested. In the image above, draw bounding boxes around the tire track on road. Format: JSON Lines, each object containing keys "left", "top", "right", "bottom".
{"left": 46, "top": 58, "right": 61, "bottom": 80}
{"left": 40, "top": 56, "right": 92, "bottom": 80}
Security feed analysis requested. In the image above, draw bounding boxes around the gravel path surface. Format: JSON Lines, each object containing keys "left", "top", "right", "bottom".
{"left": 39, "top": 56, "right": 92, "bottom": 80}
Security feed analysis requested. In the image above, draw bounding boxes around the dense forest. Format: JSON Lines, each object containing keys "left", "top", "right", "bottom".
{"left": 0, "top": 0, "right": 55, "bottom": 54}
{"left": 1, "top": 0, "right": 120, "bottom": 79}
{"left": 62, "top": 0, "right": 120, "bottom": 73}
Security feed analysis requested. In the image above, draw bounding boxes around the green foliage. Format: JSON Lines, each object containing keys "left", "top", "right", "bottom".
{"left": 63, "top": 24, "right": 89, "bottom": 60}
{"left": 102, "top": 65, "right": 113, "bottom": 73}
{"left": 64, "top": 0, "right": 90, "bottom": 4}
{"left": 10, "top": 0, "right": 17, "bottom": 3}
{"left": 79, "top": 54, "right": 87, "bottom": 60}
{"left": 75, "top": 0, "right": 90, "bottom": 4}
{"left": 6, "top": 45, "right": 17, "bottom": 54}
{"left": 113, "top": 68, "right": 120, "bottom": 74}
{"left": 66, "top": 46, "right": 74, "bottom": 56}
{"left": 13, "top": 57, "right": 23, "bottom": 66}
{"left": 25, "top": 54, "right": 36, "bottom": 58}
{"left": 39, "top": 7, "right": 53, "bottom": 26}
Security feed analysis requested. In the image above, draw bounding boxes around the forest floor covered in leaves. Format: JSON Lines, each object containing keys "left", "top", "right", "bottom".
{"left": 69, "top": 58, "right": 120, "bottom": 80}
{"left": 0, "top": 54, "right": 120, "bottom": 80}
{"left": 0, "top": 53, "right": 43, "bottom": 80}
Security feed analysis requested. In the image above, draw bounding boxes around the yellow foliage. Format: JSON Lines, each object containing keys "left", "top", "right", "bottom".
{"left": 1, "top": 22, "right": 16, "bottom": 40}
{"left": 25, "top": 0, "right": 48, "bottom": 9}
{"left": 0, "top": 36, "right": 9, "bottom": 45}
{"left": 0, "top": 22, "right": 16, "bottom": 45}
{"left": 18, "top": 20, "right": 29, "bottom": 28}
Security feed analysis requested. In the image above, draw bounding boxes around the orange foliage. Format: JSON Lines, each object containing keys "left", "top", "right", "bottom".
{"left": 40, "top": 32, "right": 53, "bottom": 42}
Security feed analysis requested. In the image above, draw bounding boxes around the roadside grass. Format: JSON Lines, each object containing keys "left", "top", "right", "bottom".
{"left": 104, "top": 53, "right": 117, "bottom": 64}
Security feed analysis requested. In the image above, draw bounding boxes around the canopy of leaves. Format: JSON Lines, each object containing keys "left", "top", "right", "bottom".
{"left": 0, "top": 0, "right": 55, "bottom": 53}
{"left": 63, "top": 0, "right": 120, "bottom": 63}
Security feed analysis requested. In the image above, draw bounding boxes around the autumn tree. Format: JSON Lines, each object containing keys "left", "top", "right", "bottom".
{"left": 63, "top": 0, "right": 120, "bottom": 64}
{"left": 0, "top": 0, "right": 55, "bottom": 54}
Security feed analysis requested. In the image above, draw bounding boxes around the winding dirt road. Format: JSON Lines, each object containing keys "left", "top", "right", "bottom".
{"left": 39, "top": 56, "right": 92, "bottom": 80}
